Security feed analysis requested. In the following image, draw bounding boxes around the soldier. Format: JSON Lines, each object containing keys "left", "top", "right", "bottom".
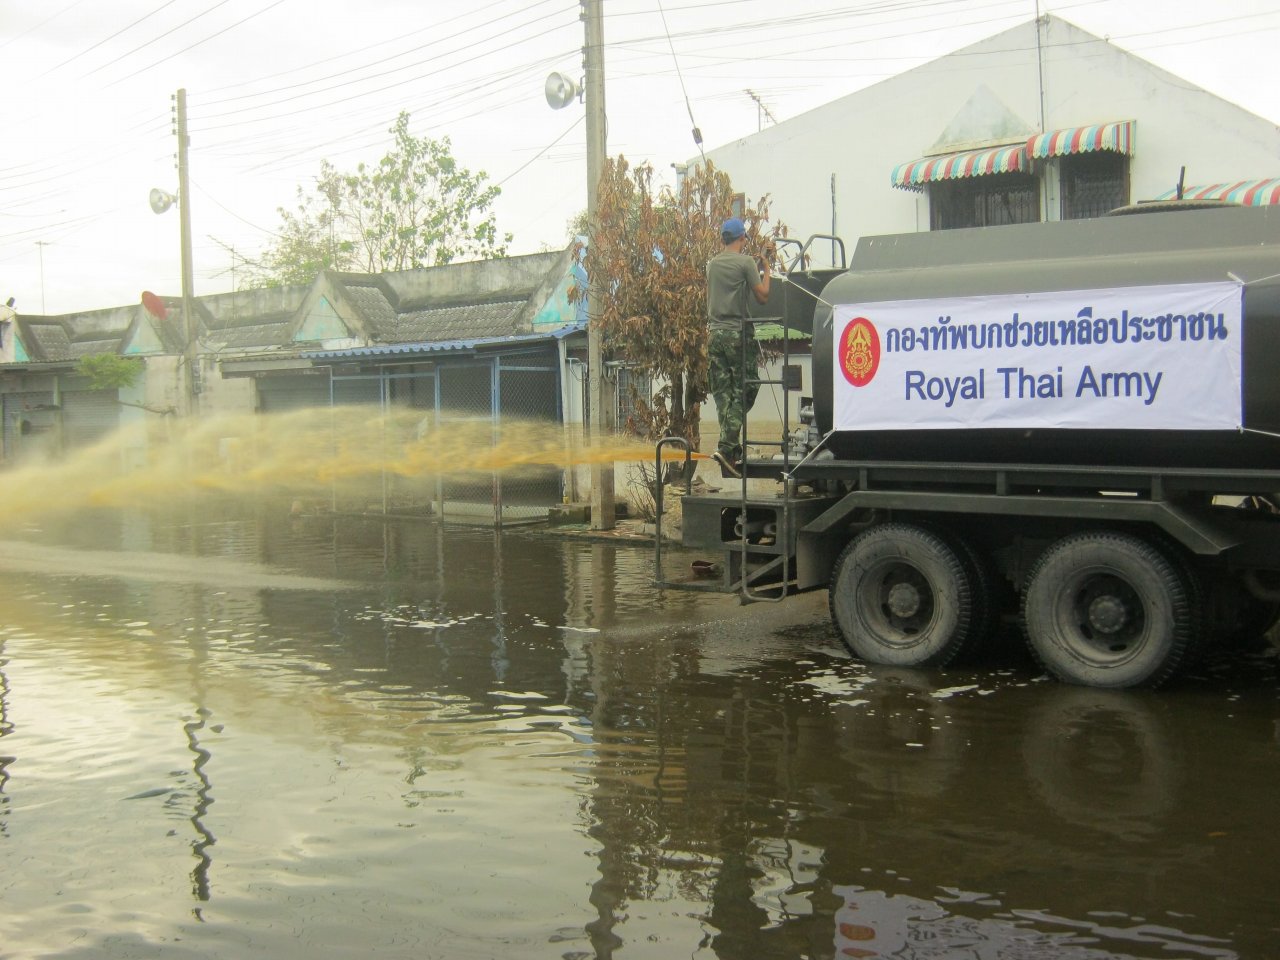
{"left": 706, "top": 217, "right": 771, "bottom": 477}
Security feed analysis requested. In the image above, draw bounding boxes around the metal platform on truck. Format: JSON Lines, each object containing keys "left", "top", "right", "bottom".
{"left": 665, "top": 491, "right": 839, "bottom": 596}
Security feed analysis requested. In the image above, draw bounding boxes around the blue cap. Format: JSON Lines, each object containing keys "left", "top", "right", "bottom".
{"left": 720, "top": 217, "right": 745, "bottom": 241}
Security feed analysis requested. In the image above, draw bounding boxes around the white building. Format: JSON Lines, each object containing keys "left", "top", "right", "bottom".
{"left": 708, "top": 14, "right": 1280, "bottom": 248}
{"left": 699, "top": 14, "right": 1280, "bottom": 448}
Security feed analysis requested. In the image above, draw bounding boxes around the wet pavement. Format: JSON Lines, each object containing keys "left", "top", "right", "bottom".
{"left": 1, "top": 503, "right": 1278, "bottom": 959}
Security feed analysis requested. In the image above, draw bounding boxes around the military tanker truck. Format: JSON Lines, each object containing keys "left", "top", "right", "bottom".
{"left": 663, "top": 204, "right": 1280, "bottom": 688}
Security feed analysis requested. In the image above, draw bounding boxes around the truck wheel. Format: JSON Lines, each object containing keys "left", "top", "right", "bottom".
{"left": 946, "top": 533, "right": 999, "bottom": 654}
{"left": 829, "top": 523, "right": 973, "bottom": 667}
{"left": 1022, "top": 532, "right": 1194, "bottom": 688}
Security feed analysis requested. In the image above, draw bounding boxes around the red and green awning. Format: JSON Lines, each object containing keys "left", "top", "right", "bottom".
{"left": 1153, "top": 178, "right": 1280, "bottom": 206}
{"left": 891, "top": 144, "right": 1026, "bottom": 191}
{"left": 892, "top": 120, "right": 1136, "bottom": 192}
{"left": 1027, "top": 120, "right": 1135, "bottom": 159}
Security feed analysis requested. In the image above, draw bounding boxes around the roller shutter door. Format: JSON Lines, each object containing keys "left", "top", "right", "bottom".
{"left": 3, "top": 391, "right": 52, "bottom": 459}
{"left": 62, "top": 390, "right": 120, "bottom": 448}
{"left": 256, "top": 374, "right": 331, "bottom": 413}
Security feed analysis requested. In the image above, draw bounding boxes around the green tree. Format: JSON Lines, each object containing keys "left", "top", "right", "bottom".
{"left": 77, "top": 354, "right": 143, "bottom": 390}
{"left": 574, "top": 157, "right": 782, "bottom": 450}
{"left": 76, "top": 354, "right": 175, "bottom": 415}
{"left": 249, "top": 113, "right": 510, "bottom": 286}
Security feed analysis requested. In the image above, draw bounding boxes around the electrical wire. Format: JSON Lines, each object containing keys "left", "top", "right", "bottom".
{"left": 108, "top": 0, "right": 293, "bottom": 86}
{"left": 191, "top": 13, "right": 574, "bottom": 128}
{"left": 81, "top": 0, "right": 237, "bottom": 79}
{"left": 0, "top": 0, "right": 93, "bottom": 54}
{"left": 190, "top": 181, "right": 286, "bottom": 239}
{"left": 495, "top": 115, "right": 586, "bottom": 187}
{"left": 656, "top": 0, "right": 707, "bottom": 161}
{"left": 199, "top": 0, "right": 559, "bottom": 106}
{"left": 37, "top": 0, "right": 183, "bottom": 78}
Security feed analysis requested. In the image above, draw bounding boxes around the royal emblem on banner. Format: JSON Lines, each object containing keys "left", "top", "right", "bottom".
{"left": 839, "top": 317, "right": 880, "bottom": 386}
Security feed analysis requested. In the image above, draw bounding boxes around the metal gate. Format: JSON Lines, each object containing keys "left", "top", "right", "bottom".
{"left": 438, "top": 361, "right": 498, "bottom": 522}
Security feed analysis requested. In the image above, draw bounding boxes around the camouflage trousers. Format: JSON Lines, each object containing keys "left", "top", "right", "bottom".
{"left": 708, "top": 329, "right": 760, "bottom": 459}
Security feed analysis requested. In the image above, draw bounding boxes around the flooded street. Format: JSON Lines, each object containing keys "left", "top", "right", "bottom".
{"left": 2, "top": 506, "right": 1279, "bottom": 959}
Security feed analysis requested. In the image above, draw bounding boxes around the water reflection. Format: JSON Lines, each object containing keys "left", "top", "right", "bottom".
{"left": 1021, "top": 688, "right": 1179, "bottom": 843}
{"left": 0, "top": 507, "right": 1276, "bottom": 958}
{"left": 834, "top": 885, "right": 1237, "bottom": 958}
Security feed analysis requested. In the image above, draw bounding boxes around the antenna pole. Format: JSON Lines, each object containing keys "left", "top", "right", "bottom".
{"left": 35, "top": 241, "right": 48, "bottom": 313}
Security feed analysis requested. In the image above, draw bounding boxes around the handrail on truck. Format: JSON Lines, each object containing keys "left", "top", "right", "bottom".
{"left": 652, "top": 436, "right": 693, "bottom": 589}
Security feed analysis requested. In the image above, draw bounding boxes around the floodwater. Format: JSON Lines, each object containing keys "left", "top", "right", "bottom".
{"left": 2, "top": 505, "right": 1279, "bottom": 959}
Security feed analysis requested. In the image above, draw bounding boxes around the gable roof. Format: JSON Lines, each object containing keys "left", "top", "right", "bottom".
{"left": 4, "top": 247, "right": 580, "bottom": 368}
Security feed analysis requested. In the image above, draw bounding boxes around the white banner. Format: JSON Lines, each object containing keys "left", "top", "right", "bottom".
{"left": 831, "top": 282, "right": 1243, "bottom": 431}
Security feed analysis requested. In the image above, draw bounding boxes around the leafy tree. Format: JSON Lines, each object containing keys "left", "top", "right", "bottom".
{"left": 76, "top": 354, "right": 175, "bottom": 415}
{"left": 574, "top": 157, "right": 782, "bottom": 452}
{"left": 77, "top": 354, "right": 143, "bottom": 390}
{"left": 248, "top": 113, "right": 510, "bottom": 286}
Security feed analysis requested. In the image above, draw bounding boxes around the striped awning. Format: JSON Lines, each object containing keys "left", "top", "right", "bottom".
{"left": 1153, "top": 178, "right": 1280, "bottom": 206}
{"left": 891, "top": 144, "right": 1026, "bottom": 191}
{"left": 1027, "top": 120, "right": 1135, "bottom": 159}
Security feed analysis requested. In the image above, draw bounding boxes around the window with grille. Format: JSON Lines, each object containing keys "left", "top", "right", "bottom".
{"left": 613, "top": 365, "right": 651, "bottom": 435}
{"left": 1061, "top": 152, "right": 1129, "bottom": 220}
{"left": 930, "top": 173, "right": 1040, "bottom": 230}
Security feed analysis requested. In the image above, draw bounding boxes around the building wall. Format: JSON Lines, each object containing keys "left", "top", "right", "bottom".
{"left": 703, "top": 18, "right": 1280, "bottom": 261}
{"left": 695, "top": 16, "right": 1280, "bottom": 449}
{"left": 199, "top": 359, "right": 256, "bottom": 417}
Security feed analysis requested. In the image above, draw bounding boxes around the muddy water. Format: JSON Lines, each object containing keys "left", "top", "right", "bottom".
{"left": 1, "top": 506, "right": 1278, "bottom": 959}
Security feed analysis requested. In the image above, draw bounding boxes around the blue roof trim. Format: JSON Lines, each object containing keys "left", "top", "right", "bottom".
{"left": 302, "top": 322, "right": 586, "bottom": 360}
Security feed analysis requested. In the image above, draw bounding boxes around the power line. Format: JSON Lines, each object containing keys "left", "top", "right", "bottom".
{"left": 200, "top": 0, "right": 557, "bottom": 106}
{"left": 38, "top": 0, "right": 183, "bottom": 79}
{"left": 81, "top": 0, "right": 237, "bottom": 79}
{"left": 190, "top": 180, "right": 286, "bottom": 239}
{"left": 108, "top": 0, "right": 294, "bottom": 86}
{"left": 0, "top": 0, "right": 93, "bottom": 54}
{"left": 495, "top": 115, "right": 586, "bottom": 187}
{"left": 190, "top": 10, "right": 575, "bottom": 127}
{"left": 657, "top": 0, "right": 707, "bottom": 160}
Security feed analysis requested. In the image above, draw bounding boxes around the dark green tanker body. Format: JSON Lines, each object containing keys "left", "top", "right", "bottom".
{"left": 667, "top": 205, "right": 1280, "bottom": 690}
{"left": 808, "top": 206, "right": 1280, "bottom": 468}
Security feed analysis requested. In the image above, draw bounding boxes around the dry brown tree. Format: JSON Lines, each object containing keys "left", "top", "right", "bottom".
{"left": 573, "top": 157, "right": 783, "bottom": 462}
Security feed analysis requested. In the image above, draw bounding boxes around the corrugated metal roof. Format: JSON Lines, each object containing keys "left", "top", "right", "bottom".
{"left": 303, "top": 322, "right": 585, "bottom": 359}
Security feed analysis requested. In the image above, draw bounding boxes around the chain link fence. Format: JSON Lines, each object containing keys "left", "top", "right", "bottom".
{"left": 324, "top": 348, "right": 566, "bottom": 525}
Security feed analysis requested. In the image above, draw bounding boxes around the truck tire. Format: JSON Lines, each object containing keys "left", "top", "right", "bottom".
{"left": 1022, "top": 532, "right": 1195, "bottom": 688}
{"left": 829, "top": 523, "right": 973, "bottom": 667}
{"left": 945, "top": 532, "right": 999, "bottom": 654}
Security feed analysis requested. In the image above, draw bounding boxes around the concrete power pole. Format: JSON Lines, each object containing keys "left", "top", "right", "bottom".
{"left": 583, "top": 0, "right": 615, "bottom": 529}
{"left": 175, "top": 88, "right": 198, "bottom": 412}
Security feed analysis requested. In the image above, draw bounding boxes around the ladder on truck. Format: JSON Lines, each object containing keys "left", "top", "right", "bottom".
{"left": 654, "top": 234, "right": 846, "bottom": 601}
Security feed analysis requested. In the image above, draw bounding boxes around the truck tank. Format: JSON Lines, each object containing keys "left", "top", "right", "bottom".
{"left": 809, "top": 206, "right": 1280, "bottom": 469}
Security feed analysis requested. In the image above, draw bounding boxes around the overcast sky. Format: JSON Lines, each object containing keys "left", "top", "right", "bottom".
{"left": 3, "top": 0, "right": 1278, "bottom": 315}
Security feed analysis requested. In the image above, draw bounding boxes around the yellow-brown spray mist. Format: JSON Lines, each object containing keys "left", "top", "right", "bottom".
{"left": 0, "top": 406, "right": 704, "bottom": 527}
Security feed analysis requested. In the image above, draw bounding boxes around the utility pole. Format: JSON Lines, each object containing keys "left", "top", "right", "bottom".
{"left": 174, "top": 88, "right": 198, "bottom": 413}
{"left": 583, "top": 0, "right": 614, "bottom": 530}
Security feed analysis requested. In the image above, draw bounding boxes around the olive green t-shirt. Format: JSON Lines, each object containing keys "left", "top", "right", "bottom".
{"left": 706, "top": 250, "right": 760, "bottom": 333}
